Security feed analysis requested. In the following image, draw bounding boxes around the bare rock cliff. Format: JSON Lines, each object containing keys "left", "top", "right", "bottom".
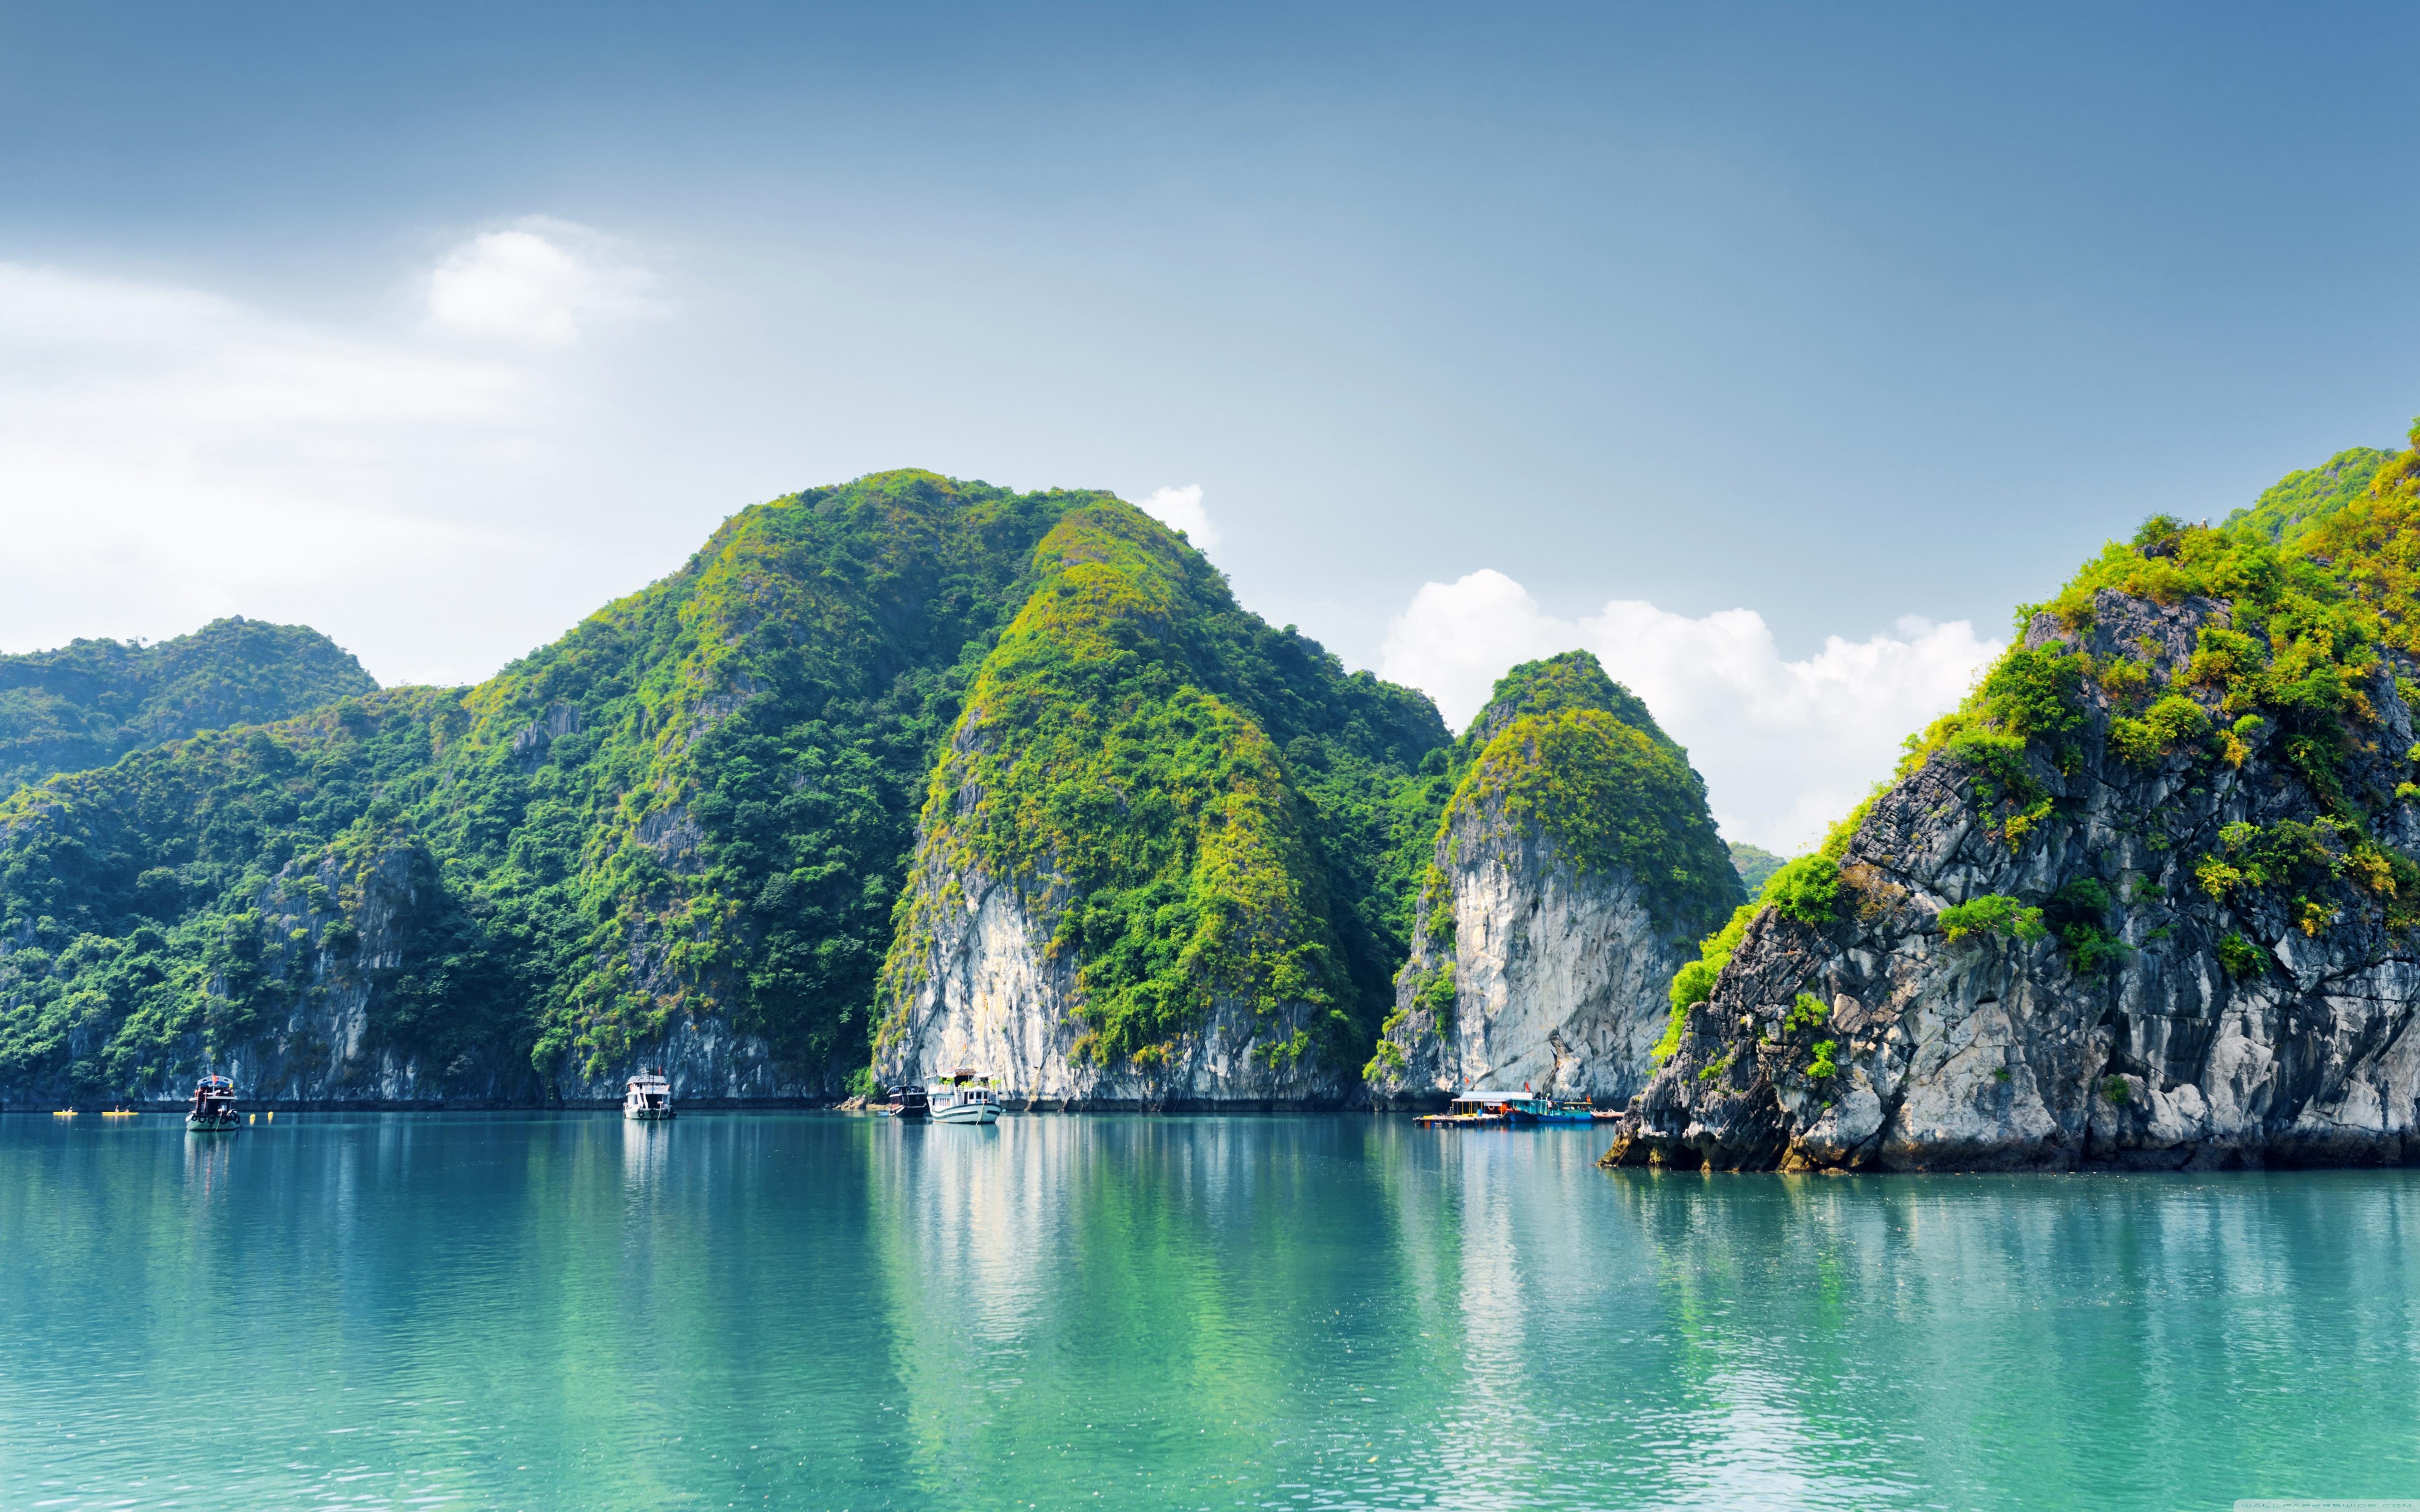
{"left": 1364, "top": 649, "right": 1737, "bottom": 1109}
{"left": 874, "top": 852, "right": 1350, "bottom": 1109}
{"left": 1366, "top": 792, "right": 1694, "bottom": 1108}
{"left": 1608, "top": 590, "right": 2420, "bottom": 1171}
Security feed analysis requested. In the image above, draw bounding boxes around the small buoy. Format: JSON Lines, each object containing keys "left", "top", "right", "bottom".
{"left": 266, "top": 1111, "right": 274, "bottom": 1122}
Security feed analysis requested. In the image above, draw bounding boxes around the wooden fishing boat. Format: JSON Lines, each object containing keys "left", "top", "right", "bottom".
{"left": 1507, "top": 1097, "right": 1596, "bottom": 1126}
{"left": 1415, "top": 1093, "right": 1515, "bottom": 1128}
{"left": 884, "top": 1085, "right": 932, "bottom": 1120}
{"left": 186, "top": 1076, "right": 241, "bottom": 1132}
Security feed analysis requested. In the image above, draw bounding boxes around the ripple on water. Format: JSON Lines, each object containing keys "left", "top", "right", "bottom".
{"left": 3, "top": 1117, "right": 2420, "bottom": 1509}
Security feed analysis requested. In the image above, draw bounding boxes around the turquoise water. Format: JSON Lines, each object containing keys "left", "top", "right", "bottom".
{"left": 5, "top": 1114, "right": 2420, "bottom": 1510}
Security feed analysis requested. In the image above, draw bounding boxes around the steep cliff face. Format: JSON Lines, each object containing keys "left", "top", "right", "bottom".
{"left": 1366, "top": 653, "right": 1739, "bottom": 1108}
{"left": 1366, "top": 796, "right": 1697, "bottom": 1105}
{"left": 873, "top": 504, "right": 1442, "bottom": 1106}
{"left": 0, "top": 472, "right": 1107, "bottom": 1108}
{"left": 878, "top": 853, "right": 1351, "bottom": 1108}
{"left": 1610, "top": 569, "right": 2420, "bottom": 1170}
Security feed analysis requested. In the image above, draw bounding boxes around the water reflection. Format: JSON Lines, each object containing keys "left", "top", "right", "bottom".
{"left": 4, "top": 1115, "right": 2420, "bottom": 1510}
{"left": 181, "top": 1125, "right": 234, "bottom": 1207}
{"left": 619, "top": 1116, "right": 670, "bottom": 1195}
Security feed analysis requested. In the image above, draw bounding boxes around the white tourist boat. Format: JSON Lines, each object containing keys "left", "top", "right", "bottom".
{"left": 928, "top": 1069, "right": 1001, "bottom": 1125}
{"left": 623, "top": 1069, "right": 674, "bottom": 1121}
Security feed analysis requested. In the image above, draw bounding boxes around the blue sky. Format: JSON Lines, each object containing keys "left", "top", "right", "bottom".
{"left": 5, "top": 2, "right": 2417, "bottom": 846}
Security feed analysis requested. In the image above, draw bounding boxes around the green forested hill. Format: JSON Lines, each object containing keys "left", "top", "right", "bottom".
{"left": 0, "top": 619, "right": 377, "bottom": 793}
{"left": 879, "top": 500, "right": 1446, "bottom": 1073}
{"left": 0, "top": 472, "right": 1450, "bottom": 1104}
{"left": 1426, "top": 651, "right": 1740, "bottom": 934}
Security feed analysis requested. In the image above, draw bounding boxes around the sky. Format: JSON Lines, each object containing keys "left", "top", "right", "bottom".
{"left": 5, "top": 2, "right": 2419, "bottom": 851}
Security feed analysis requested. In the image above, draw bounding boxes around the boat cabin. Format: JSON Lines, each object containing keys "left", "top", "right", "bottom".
{"left": 929, "top": 1069, "right": 1002, "bottom": 1123}
{"left": 623, "top": 1068, "right": 674, "bottom": 1120}
{"left": 188, "top": 1075, "right": 240, "bottom": 1129}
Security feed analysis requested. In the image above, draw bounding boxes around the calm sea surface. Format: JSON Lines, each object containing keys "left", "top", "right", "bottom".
{"left": 5, "top": 1112, "right": 2420, "bottom": 1510}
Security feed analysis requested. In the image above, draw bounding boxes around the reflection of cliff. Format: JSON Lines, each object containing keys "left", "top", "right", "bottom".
{"left": 1430, "top": 1129, "right": 1545, "bottom": 1488}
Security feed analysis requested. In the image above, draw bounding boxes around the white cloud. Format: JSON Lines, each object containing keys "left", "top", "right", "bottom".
{"left": 1137, "top": 483, "right": 1218, "bottom": 548}
{"left": 1379, "top": 569, "right": 2002, "bottom": 853}
{"left": 0, "top": 248, "right": 643, "bottom": 683}
{"left": 426, "top": 220, "right": 656, "bottom": 348}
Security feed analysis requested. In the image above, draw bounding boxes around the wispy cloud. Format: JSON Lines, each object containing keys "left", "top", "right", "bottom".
{"left": 1137, "top": 483, "right": 1217, "bottom": 548}
{"left": 1380, "top": 568, "right": 2002, "bottom": 852}
{"left": 0, "top": 223, "right": 662, "bottom": 682}
{"left": 426, "top": 218, "right": 659, "bottom": 348}
{"left": 0, "top": 262, "right": 514, "bottom": 592}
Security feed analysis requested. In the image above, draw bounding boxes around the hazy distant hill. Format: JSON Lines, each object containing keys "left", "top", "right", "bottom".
{"left": 1727, "top": 841, "right": 1785, "bottom": 893}
{"left": 0, "top": 618, "right": 377, "bottom": 792}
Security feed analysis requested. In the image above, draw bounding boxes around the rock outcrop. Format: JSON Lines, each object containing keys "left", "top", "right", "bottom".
{"left": 1366, "top": 652, "right": 1739, "bottom": 1109}
{"left": 1367, "top": 796, "right": 1701, "bottom": 1106}
{"left": 875, "top": 854, "right": 1350, "bottom": 1109}
{"left": 1608, "top": 587, "right": 2420, "bottom": 1171}
{"left": 867, "top": 504, "right": 1431, "bottom": 1108}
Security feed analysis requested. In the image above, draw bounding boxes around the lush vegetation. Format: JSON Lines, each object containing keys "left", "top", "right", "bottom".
{"left": 0, "top": 472, "right": 1206, "bottom": 1098}
{"left": 1426, "top": 653, "right": 1737, "bottom": 937}
{"left": 0, "top": 618, "right": 376, "bottom": 794}
{"left": 1937, "top": 893, "right": 2047, "bottom": 944}
{"left": 2221, "top": 446, "right": 2394, "bottom": 547}
{"left": 879, "top": 502, "right": 1445, "bottom": 1072}
{"left": 1661, "top": 428, "right": 2420, "bottom": 1038}
{"left": 1861, "top": 430, "right": 2420, "bottom": 938}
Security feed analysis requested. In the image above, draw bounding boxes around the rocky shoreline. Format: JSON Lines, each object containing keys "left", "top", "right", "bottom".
{"left": 1604, "top": 589, "right": 2420, "bottom": 1173}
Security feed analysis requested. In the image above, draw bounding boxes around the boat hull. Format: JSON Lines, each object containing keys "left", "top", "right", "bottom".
{"left": 185, "top": 1115, "right": 241, "bottom": 1133}
{"left": 1507, "top": 1109, "right": 1595, "bottom": 1126}
{"left": 624, "top": 1108, "right": 674, "bottom": 1122}
{"left": 931, "top": 1101, "right": 999, "bottom": 1125}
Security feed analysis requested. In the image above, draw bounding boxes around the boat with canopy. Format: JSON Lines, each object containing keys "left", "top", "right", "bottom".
{"left": 186, "top": 1076, "right": 241, "bottom": 1132}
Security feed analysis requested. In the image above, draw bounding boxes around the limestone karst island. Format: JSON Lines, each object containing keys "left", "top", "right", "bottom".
{"left": 20, "top": 7, "right": 2420, "bottom": 1507}
{"left": 12, "top": 446, "right": 2420, "bottom": 1176}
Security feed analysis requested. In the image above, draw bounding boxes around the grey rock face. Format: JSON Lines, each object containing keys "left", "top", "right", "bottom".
{"left": 1610, "top": 589, "right": 2420, "bottom": 1170}
{"left": 874, "top": 852, "right": 1350, "bottom": 1110}
{"left": 1366, "top": 792, "right": 1697, "bottom": 1110}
